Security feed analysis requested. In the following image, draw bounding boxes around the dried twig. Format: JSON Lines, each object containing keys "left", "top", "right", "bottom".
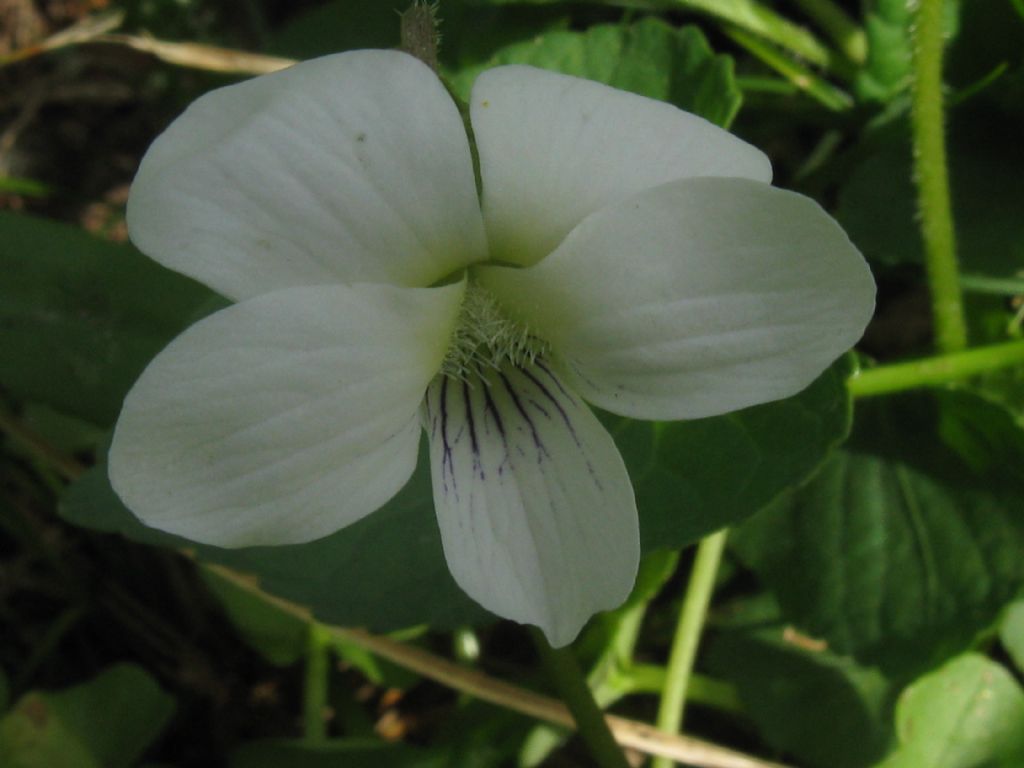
{"left": 0, "top": 11, "right": 297, "bottom": 75}
{"left": 205, "top": 562, "right": 792, "bottom": 768}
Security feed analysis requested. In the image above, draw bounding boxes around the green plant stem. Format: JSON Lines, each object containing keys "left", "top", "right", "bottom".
{"left": 303, "top": 623, "right": 331, "bottom": 742}
{"left": 911, "top": 0, "right": 967, "bottom": 353}
{"left": 664, "top": 0, "right": 842, "bottom": 73}
{"left": 849, "top": 341, "right": 1024, "bottom": 398}
{"left": 618, "top": 665, "right": 744, "bottom": 714}
{"left": 652, "top": 530, "right": 729, "bottom": 768}
{"left": 529, "top": 629, "right": 629, "bottom": 768}
{"left": 960, "top": 274, "right": 1024, "bottom": 296}
{"left": 789, "top": 0, "right": 866, "bottom": 63}
{"left": 723, "top": 25, "right": 853, "bottom": 111}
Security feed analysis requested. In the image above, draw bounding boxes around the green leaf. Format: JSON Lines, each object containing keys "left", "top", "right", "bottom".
{"left": 448, "top": 18, "right": 743, "bottom": 128}
{"left": 0, "top": 664, "right": 175, "bottom": 768}
{"left": 732, "top": 390, "right": 1024, "bottom": 678}
{"left": 0, "top": 212, "right": 214, "bottom": 426}
{"left": 876, "top": 654, "right": 1024, "bottom": 768}
{"left": 60, "top": 440, "right": 491, "bottom": 633}
{"left": 1000, "top": 600, "right": 1024, "bottom": 674}
{"left": 229, "top": 739, "right": 447, "bottom": 768}
{"left": 617, "top": 354, "right": 854, "bottom": 552}
{"left": 201, "top": 570, "right": 309, "bottom": 666}
{"left": 706, "top": 628, "right": 895, "bottom": 768}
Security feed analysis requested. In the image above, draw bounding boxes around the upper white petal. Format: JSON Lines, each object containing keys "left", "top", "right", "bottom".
{"left": 477, "top": 177, "right": 875, "bottom": 420}
{"left": 470, "top": 65, "right": 771, "bottom": 267}
{"left": 109, "top": 281, "right": 464, "bottom": 547}
{"left": 424, "top": 364, "right": 640, "bottom": 647}
{"left": 128, "top": 50, "right": 486, "bottom": 300}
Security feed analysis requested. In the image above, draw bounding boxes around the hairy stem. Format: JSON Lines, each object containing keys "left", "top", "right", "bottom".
{"left": 911, "top": 0, "right": 967, "bottom": 353}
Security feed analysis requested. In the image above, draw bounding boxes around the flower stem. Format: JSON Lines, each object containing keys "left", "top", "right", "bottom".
{"left": 911, "top": 0, "right": 967, "bottom": 354}
{"left": 789, "top": 0, "right": 867, "bottom": 64}
{"left": 529, "top": 628, "right": 630, "bottom": 768}
{"left": 849, "top": 340, "right": 1024, "bottom": 398}
{"left": 303, "top": 622, "right": 332, "bottom": 742}
{"left": 652, "top": 529, "right": 729, "bottom": 768}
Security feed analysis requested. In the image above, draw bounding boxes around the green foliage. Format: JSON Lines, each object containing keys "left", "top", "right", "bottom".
{"left": 617, "top": 355, "right": 853, "bottom": 552}
{"left": 200, "top": 571, "right": 309, "bottom": 666}
{"left": 60, "top": 445, "right": 488, "bottom": 632}
{"left": 706, "top": 628, "right": 894, "bottom": 768}
{"left": 448, "top": 18, "right": 742, "bottom": 127}
{"left": 856, "top": 0, "right": 913, "bottom": 101}
{"left": 733, "top": 391, "right": 1024, "bottom": 678}
{"left": 836, "top": 114, "right": 1024, "bottom": 273}
{"left": 1000, "top": 600, "right": 1024, "bottom": 673}
{"left": 0, "top": 665, "right": 174, "bottom": 768}
{"left": 0, "top": 213, "right": 213, "bottom": 427}
{"left": 876, "top": 654, "right": 1024, "bottom": 768}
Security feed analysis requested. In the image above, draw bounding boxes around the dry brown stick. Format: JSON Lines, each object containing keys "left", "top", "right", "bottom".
{"left": 0, "top": 11, "right": 296, "bottom": 75}
{"left": 0, "top": 10, "right": 125, "bottom": 66}
{"left": 91, "top": 34, "right": 296, "bottom": 75}
{"left": 203, "top": 562, "right": 791, "bottom": 768}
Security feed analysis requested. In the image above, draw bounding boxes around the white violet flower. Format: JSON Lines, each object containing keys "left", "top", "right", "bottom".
{"left": 109, "top": 50, "right": 875, "bottom": 646}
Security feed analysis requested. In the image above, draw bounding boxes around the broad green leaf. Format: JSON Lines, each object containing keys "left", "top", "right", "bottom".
{"left": 201, "top": 570, "right": 309, "bottom": 666}
{"left": 60, "top": 440, "right": 489, "bottom": 632}
{"left": 60, "top": 355, "right": 850, "bottom": 633}
{"left": 0, "top": 664, "right": 174, "bottom": 768}
{"left": 1000, "top": 601, "right": 1024, "bottom": 674}
{"left": 875, "top": 654, "right": 1024, "bottom": 768}
{"left": 706, "top": 628, "right": 895, "bottom": 768}
{"left": 230, "top": 739, "right": 446, "bottom": 768}
{"left": 617, "top": 354, "right": 854, "bottom": 552}
{"left": 732, "top": 390, "right": 1024, "bottom": 678}
{"left": 0, "top": 212, "right": 213, "bottom": 426}
{"left": 448, "top": 18, "right": 742, "bottom": 128}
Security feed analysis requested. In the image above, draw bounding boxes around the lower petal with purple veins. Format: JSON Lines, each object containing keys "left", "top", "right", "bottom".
{"left": 422, "top": 362, "right": 639, "bottom": 647}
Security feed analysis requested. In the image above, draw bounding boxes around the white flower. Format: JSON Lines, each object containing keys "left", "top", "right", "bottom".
{"left": 109, "top": 50, "right": 875, "bottom": 646}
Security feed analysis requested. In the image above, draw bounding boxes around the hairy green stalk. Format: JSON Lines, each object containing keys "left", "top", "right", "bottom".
{"left": 911, "top": 0, "right": 968, "bottom": 353}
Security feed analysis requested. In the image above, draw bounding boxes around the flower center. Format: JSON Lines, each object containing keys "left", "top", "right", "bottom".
{"left": 440, "top": 279, "right": 550, "bottom": 381}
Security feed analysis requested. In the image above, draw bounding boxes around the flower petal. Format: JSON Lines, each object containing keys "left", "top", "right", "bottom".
{"left": 477, "top": 177, "right": 875, "bottom": 420}
{"left": 128, "top": 51, "right": 486, "bottom": 300}
{"left": 424, "top": 364, "right": 639, "bottom": 647}
{"left": 470, "top": 65, "right": 771, "bottom": 267}
{"left": 109, "top": 281, "right": 464, "bottom": 547}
